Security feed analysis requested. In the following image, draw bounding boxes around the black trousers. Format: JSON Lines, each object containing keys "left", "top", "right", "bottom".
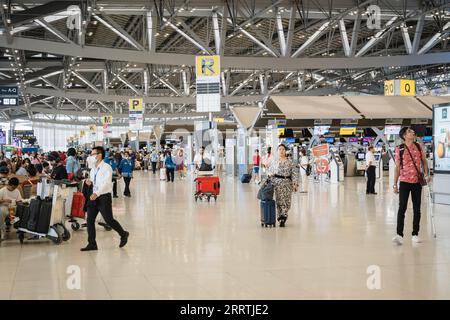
{"left": 166, "top": 168, "right": 175, "bottom": 182}
{"left": 112, "top": 178, "right": 118, "bottom": 196}
{"left": 151, "top": 162, "right": 157, "bottom": 174}
{"left": 123, "top": 177, "right": 132, "bottom": 195}
{"left": 397, "top": 182, "right": 422, "bottom": 237}
{"left": 366, "top": 166, "right": 376, "bottom": 193}
{"left": 87, "top": 193, "right": 126, "bottom": 246}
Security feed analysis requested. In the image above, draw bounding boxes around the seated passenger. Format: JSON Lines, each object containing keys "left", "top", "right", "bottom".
{"left": 0, "top": 178, "right": 23, "bottom": 241}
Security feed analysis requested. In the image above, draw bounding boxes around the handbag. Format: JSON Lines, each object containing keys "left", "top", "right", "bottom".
{"left": 404, "top": 145, "right": 427, "bottom": 186}
{"left": 257, "top": 178, "right": 274, "bottom": 201}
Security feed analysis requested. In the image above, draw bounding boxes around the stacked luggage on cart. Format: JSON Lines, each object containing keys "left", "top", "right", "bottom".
{"left": 14, "top": 177, "right": 71, "bottom": 245}
{"left": 194, "top": 170, "right": 220, "bottom": 202}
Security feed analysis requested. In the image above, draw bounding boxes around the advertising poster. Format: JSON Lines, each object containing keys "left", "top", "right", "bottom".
{"left": 434, "top": 104, "right": 450, "bottom": 174}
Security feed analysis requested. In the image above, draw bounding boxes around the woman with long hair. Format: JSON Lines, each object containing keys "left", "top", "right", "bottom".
{"left": 268, "top": 144, "right": 299, "bottom": 227}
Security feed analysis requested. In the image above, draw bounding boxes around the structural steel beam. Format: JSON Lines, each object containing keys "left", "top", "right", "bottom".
{"left": 412, "top": 14, "right": 425, "bottom": 54}
{"left": 92, "top": 13, "right": 145, "bottom": 51}
{"left": 24, "top": 87, "right": 265, "bottom": 104}
{"left": 1, "top": 35, "right": 450, "bottom": 70}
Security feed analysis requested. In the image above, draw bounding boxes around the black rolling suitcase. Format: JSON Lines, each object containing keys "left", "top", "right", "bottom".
{"left": 36, "top": 199, "right": 52, "bottom": 234}
{"left": 241, "top": 174, "right": 252, "bottom": 183}
{"left": 27, "top": 198, "right": 42, "bottom": 232}
{"left": 15, "top": 202, "right": 30, "bottom": 229}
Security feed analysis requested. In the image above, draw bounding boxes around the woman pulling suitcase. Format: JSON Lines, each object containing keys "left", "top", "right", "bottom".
{"left": 268, "top": 144, "right": 299, "bottom": 227}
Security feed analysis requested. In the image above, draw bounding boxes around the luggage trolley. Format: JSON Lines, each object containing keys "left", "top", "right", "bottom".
{"left": 16, "top": 178, "right": 71, "bottom": 245}
{"left": 194, "top": 170, "right": 220, "bottom": 202}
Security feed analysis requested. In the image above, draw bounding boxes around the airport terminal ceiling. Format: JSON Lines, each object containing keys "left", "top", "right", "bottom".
{"left": 0, "top": 0, "right": 449, "bottom": 126}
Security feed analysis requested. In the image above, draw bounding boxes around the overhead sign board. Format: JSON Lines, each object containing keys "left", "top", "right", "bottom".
{"left": 101, "top": 115, "right": 113, "bottom": 125}
{"left": 129, "top": 98, "right": 143, "bottom": 130}
{"left": 0, "top": 97, "right": 18, "bottom": 106}
{"left": 0, "top": 86, "right": 19, "bottom": 96}
{"left": 196, "top": 55, "right": 221, "bottom": 113}
{"left": 384, "top": 79, "right": 415, "bottom": 96}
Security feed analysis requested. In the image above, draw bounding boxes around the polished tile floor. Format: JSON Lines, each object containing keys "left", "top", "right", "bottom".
{"left": 1, "top": 170, "right": 449, "bottom": 300}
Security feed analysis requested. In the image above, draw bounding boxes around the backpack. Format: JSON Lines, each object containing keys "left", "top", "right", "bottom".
{"left": 398, "top": 142, "right": 422, "bottom": 170}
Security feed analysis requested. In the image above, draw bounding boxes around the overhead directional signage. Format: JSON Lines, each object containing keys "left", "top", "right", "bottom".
{"left": 196, "top": 55, "right": 221, "bottom": 113}
{"left": 384, "top": 79, "right": 415, "bottom": 96}
{"left": 129, "top": 98, "right": 143, "bottom": 130}
{"left": 0, "top": 86, "right": 19, "bottom": 107}
{"left": 0, "top": 97, "right": 18, "bottom": 106}
{"left": 0, "top": 86, "right": 18, "bottom": 96}
{"left": 101, "top": 115, "right": 113, "bottom": 125}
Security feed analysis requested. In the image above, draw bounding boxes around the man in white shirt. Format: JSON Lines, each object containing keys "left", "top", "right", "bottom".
{"left": 0, "top": 178, "right": 23, "bottom": 241}
{"left": 193, "top": 146, "right": 211, "bottom": 171}
{"left": 365, "top": 146, "right": 377, "bottom": 195}
{"left": 81, "top": 146, "right": 129, "bottom": 251}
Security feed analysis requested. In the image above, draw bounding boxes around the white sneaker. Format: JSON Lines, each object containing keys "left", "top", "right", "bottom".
{"left": 392, "top": 235, "right": 403, "bottom": 245}
{"left": 412, "top": 236, "right": 422, "bottom": 243}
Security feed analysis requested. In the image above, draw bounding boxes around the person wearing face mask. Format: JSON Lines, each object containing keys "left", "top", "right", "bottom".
{"left": 118, "top": 151, "right": 134, "bottom": 197}
{"left": 268, "top": 144, "right": 299, "bottom": 227}
{"left": 80, "top": 146, "right": 129, "bottom": 251}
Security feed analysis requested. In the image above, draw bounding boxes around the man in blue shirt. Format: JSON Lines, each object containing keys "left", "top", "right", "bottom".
{"left": 118, "top": 151, "right": 134, "bottom": 197}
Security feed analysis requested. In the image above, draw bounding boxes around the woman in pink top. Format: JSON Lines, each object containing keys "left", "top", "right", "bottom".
{"left": 392, "top": 127, "right": 430, "bottom": 246}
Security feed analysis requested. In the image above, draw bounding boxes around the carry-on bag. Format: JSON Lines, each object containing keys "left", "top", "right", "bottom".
{"left": 36, "top": 199, "right": 52, "bottom": 234}
{"left": 260, "top": 200, "right": 276, "bottom": 227}
{"left": 257, "top": 178, "right": 274, "bottom": 201}
{"left": 71, "top": 192, "right": 86, "bottom": 219}
{"left": 241, "top": 174, "right": 252, "bottom": 183}
{"left": 27, "top": 198, "right": 42, "bottom": 231}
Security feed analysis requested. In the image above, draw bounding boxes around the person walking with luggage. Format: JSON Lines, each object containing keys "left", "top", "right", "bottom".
{"left": 150, "top": 149, "right": 158, "bottom": 174}
{"left": 118, "top": 151, "right": 134, "bottom": 197}
{"left": 164, "top": 150, "right": 176, "bottom": 182}
{"left": 299, "top": 149, "right": 309, "bottom": 193}
{"left": 365, "top": 146, "right": 377, "bottom": 195}
{"left": 252, "top": 149, "right": 261, "bottom": 184}
{"left": 392, "top": 127, "right": 429, "bottom": 245}
{"left": 268, "top": 144, "right": 299, "bottom": 227}
{"left": 81, "top": 147, "right": 129, "bottom": 251}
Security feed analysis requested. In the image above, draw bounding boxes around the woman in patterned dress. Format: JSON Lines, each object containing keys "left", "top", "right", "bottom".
{"left": 268, "top": 144, "right": 299, "bottom": 227}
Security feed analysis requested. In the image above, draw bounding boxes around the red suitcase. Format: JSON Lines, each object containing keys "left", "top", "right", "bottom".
{"left": 194, "top": 176, "right": 220, "bottom": 202}
{"left": 71, "top": 192, "right": 86, "bottom": 219}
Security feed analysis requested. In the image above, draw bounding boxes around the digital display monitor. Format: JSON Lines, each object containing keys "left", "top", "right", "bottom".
{"left": 324, "top": 137, "right": 334, "bottom": 143}
{"left": 434, "top": 104, "right": 450, "bottom": 174}
{"left": 357, "top": 152, "right": 365, "bottom": 160}
{"left": 314, "top": 126, "right": 330, "bottom": 135}
{"left": 349, "top": 137, "right": 359, "bottom": 143}
{"left": 374, "top": 154, "right": 381, "bottom": 161}
{"left": 422, "top": 136, "right": 433, "bottom": 142}
{"left": 285, "top": 137, "right": 296, "bottom": 143}
{"left": 340, "top": 125, "right": 357, "bottom": 136}
{"left": 385, "top": 125, "right": 401, "bottom": 135}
